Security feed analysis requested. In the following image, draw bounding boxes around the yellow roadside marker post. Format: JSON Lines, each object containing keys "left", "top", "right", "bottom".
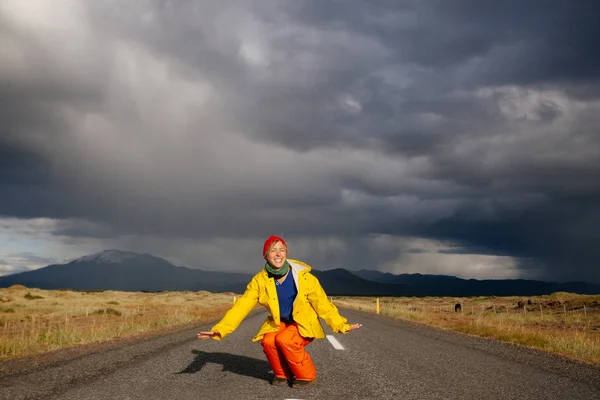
{"left": 376, "top": 298, "right": 380, "bottom": 314}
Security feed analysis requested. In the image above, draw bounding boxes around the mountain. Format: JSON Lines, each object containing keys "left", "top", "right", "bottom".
{"left": 0, "top": 250, "right": 408, "bottom": 295}
{"left": 353, "top": 270, "right": 600, "bottom": 296}
{"left": 1, "top": 250, "right": 599, "bottom": 296}
{"left": 0, "top": 250, "right": 253, "bottom": 293}
{"left": 311, "top": 268, "right": 408, "bottom": 296}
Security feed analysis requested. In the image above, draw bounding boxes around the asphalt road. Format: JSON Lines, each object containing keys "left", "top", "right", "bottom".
{"left": 1, "top": 307, "right": 600, "bottom": 400}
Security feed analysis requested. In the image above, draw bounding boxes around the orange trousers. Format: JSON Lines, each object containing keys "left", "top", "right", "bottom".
{"left": 261, "top": 322, "right": 316, "bottom": 381}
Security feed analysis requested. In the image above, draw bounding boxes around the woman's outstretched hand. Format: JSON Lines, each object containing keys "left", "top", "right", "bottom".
{"left": 347, "top": 323, "right": 362, "bottom": 331}
{"left": 197, "top": 331, "right": 219, "bottom": 340}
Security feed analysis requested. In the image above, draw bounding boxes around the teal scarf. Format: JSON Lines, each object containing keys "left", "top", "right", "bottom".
{"left": 265, "top": 260, "right": 290, "bottom": 278}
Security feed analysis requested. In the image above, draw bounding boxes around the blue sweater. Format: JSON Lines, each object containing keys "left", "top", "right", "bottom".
{"left": 276, "top": 272, "right": 297, "bottom": 323}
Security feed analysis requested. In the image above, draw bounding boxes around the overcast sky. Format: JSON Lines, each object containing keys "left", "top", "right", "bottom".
{"left": 1, "top": 0, "right": 599, "bottom": 283}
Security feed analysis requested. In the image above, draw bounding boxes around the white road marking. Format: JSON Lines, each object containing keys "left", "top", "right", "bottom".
{"left": 326, "top": 334, "right": 344, "bottom": 350}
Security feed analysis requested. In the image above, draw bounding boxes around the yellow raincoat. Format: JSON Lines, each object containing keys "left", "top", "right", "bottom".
{"left": 210, "top": 259, "right": 352, "bottom": 342}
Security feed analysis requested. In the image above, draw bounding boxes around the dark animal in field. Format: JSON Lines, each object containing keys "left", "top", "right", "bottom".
{"left": 454, "top": 303, "right": 461, "bottom": 312}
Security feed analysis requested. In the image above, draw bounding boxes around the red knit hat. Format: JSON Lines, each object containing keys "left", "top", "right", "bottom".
{"left": 263, "top": 235, "right": 287, "bottom": 258}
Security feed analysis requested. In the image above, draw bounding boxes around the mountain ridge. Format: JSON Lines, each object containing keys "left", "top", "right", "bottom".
{"left": 1, "top": 250, "right": 599, "bottom": 296}
{"left": 353, "top": 269, "right": 600, "bottom": 296}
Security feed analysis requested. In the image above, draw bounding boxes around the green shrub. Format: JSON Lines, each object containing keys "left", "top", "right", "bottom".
{"left": 24, "top": 293, "right": 44, "bottom": 300}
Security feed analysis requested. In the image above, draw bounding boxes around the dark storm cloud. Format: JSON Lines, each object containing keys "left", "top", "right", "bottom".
{"left": 1, "top": 0, "right": 599, "bottom": 282}
{"left": 0, "top": 141, "right": 48, "bottom": 186}
{"left": 286, "top": 1, "right": 600, "bottom": 84}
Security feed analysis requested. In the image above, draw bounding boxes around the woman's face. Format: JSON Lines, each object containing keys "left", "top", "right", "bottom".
{"left": 266, "top": 241, "right": 287, "bottom": 269}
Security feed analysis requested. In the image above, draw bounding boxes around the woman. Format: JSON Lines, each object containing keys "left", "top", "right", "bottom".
{"left": 197, "top": 235, "right": 361, "bottom": 387}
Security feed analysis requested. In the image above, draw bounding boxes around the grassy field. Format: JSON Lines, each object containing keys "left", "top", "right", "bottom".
{"left": 333, "top": 292, "right": 600, "bottom": 366}
{"left": 0, "top": 285, "right": 238, "bottom": 361}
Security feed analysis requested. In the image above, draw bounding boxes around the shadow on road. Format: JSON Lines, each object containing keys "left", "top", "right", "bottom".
{"left": 176, "top": 350, "right": 271, "bottom": 380}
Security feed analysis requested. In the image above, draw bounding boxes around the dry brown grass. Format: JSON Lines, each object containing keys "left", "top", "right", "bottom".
{"left": 0, "top": 285, "right": 240, "bottom": 361}
{"left": 334, "top": 292, "right": 600, "bottom": 366}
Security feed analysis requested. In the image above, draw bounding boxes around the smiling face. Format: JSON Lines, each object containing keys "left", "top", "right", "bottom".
{"left": 265, "top": 240, "right": 287, "bottom": 269}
